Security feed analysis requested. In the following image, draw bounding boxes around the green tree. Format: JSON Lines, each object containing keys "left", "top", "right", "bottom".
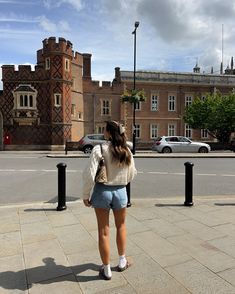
{"left": 183, "top": 92, "right": 235, "bottom": 143}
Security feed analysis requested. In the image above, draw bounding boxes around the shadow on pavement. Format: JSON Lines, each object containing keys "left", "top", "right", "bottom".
{"left": 214, "top": 203, "right": 235, "bottom": 206}
{"left": 46, "top": 196, "right": 80, "bottom": 203}
{"left": 155, "top": 204, "right": 184, "bottom": 207}
{"left": 0, "top": 257, "right": 100, "bottom": 291}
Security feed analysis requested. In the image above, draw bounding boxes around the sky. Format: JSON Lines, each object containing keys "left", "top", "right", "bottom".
{"left": 1, "top": 0, "right": 235, "bottom": 90}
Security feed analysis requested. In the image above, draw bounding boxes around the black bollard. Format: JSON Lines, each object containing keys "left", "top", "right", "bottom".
{"left": 126, "top": 182, "right": 131, "bottom": 207}
{"left": 184, "top": 161, "right": 194, "bottom": 206}
{"left": 57, "top": 163, "right": 67, "bottom": 211}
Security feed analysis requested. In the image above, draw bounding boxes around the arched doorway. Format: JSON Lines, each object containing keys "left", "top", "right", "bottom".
{"left": 0, "top": 111, "right": 3, "bottom": 150}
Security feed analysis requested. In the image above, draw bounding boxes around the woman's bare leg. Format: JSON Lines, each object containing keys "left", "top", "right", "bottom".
{"left": 94, "top": 208, "right": 110, "bottom": 265}
{"left": 113, "top": 208, "right": 126, "bottom": 256}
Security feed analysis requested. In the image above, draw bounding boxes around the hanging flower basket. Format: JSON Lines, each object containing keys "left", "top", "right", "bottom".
{"left": 121, "top": 89, "right": 146, "bottom": 104}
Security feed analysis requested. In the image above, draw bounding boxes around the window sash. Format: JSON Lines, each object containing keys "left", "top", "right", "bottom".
{"left": 168, "top": 95, "right": 176, "bottom": 111}
{"left": 135, "top": 124, "right": 141, "bottom": 138}
{"left": 185, "top": 124, "right": 192, "bottom": 138}
{"left": 168, "top": 124, "right": 175, "bottom": 136}
{"left": 151, "top": 95, "right": 158, "bottom": 111}
{"left": 201, "top": 129, "right": 208, "bottom": 138}
{"left": 150, "top": 124, "right": 158, "bottom": 138}
{"left": 185, "top": 96, "right": 192, "bottom": 106}
{"left": 102, "top": 100, "right": 110, "bottom": 115}
{"left": 45, "top": 58, "right": 50, "bottom": 70}
{"left": 54, "top": 94, "right": 61, "bottom": 106}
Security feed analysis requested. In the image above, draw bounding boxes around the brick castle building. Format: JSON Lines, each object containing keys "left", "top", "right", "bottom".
{"left": 0, "top": 37, "right": 235, "bottom": 150}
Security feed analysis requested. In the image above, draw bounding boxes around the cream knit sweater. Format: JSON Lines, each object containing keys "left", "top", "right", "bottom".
{"left": 82, "top": 142, "right": 137, "bottom": 200}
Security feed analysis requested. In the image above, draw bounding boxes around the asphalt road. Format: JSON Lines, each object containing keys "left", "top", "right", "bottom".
{"left": 0, "top": 153, "right": 234, "bottom": 205}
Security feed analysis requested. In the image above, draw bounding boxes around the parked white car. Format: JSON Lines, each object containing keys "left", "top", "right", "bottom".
{"left": 152, "top": 136, "right": 211, "bottom": 153}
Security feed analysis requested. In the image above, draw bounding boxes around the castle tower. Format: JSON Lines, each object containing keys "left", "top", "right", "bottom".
{"left": 37, "top": 37, "right": 82, "bottom": 146}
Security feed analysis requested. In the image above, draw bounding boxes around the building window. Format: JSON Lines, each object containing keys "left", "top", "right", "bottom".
{"left": 201, "top": 95, "right": 206, "bottom": 101}
{"left": 201, "top": 129, "right": 208, "bottom": 138}
{"left": 185, "top": 124, "right": 192, "bottom": 138}
{"left": 13, "top": 85, "right": 37, "bottom": 110}
{"left": 168, "top": 124, "right": 175, "bottom": 136}
{"left": 151, "top": 94, "right": 158, "bottom": 111}
{"left": 71, "top": 104, "right": 76, "bottom": 116}
{"left": 150, "top": 124, "right": 158, "bottom": 139}
{"left": 168, "top": 95, "right": 176, "bottom": 111}
{"left": 18, "top": 94, "right": 34, "bottom": 108}
{"left": 135, "top": 124, "right": 141, "bottom": 138}
{"left": 65, "top": 58, "right": 70, "bottom": 71}
{"left": 78, "top": 112, "right": 82, "bottom": 120}
{"left": 72, "top": 78, "right": 76, "bottom": 90}
{"left": 54, "top": 94, "right": 61, "bottom": 107}
{"left": 102, "top": 100, "right": 110, "bottom": 115}
{"left": 97, "top": 125, "right": 105, "bottom": 133}
{"left": 45, "top": 57, "right": 50, "bottom": 70}
{"left": 135, "top": 101, "right": 141, "bottom": 111}
{"left": 12, "top": 84, "right": 38, "bottom": 125}
{"left": 185, "top": 95, "right": 193, "bottom": 107}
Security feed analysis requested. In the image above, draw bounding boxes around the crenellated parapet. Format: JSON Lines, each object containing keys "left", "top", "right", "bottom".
{"left": 85, "top": 79, "right": 123, "bottom": 92}
{"left": 36, "top": 37, "right": 82, "bottom": 66}
{"left": 1, "top": 64, "right": 48, "bottom": 81}
{"left": 42, "top": 37, "right": 73, "bottom": 55}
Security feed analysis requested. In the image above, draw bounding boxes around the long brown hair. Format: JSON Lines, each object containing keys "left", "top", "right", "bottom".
{"left": 106, "top": 121, "right": 131, "bottom": 166}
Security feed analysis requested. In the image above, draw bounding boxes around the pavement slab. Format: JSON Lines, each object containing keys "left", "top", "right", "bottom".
{"left": 0, "top": 197, "right": 235, "bottom": 293}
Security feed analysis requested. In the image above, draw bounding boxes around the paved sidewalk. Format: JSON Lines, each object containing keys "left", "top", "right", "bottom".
{"left": 0, "top": 196, "right": 235, "bottom": 293}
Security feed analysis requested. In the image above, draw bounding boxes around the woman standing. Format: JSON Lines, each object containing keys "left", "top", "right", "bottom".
{"left": 82, "top": 121, "right": 137, "bottom": 280}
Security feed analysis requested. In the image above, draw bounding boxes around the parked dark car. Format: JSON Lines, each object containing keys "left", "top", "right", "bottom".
{"left": 77, "top": 134, "right": 133, "bottom": 153}
{"left": 229, "top": 139, "right": 235, "bottom": 152}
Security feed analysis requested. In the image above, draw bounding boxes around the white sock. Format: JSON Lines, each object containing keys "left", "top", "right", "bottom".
{"left": 119, "top": 255, "right": 127, "bottom": 268}
{"left": 103, "top": 264, "right": 112, "bottom": 278}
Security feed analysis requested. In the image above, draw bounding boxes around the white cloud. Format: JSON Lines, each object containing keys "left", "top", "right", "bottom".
{"left": 43, "top": 0, "right": 83, "bottom": 11}
{"left": 38, "top": 15, "right": 57, "bottom": 32}
{"left": 38, "top": 16, "right": 71, "bottom": 32}
{"left": 58, "top": 20, "right": 70, "bottom": 32}
{"left": 0, "top": 13, "right": 38, "bottom": 23}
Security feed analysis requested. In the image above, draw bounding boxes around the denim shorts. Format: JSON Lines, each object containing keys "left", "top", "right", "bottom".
{"left": 91, "top": 183, "right": 127, "bottom": 210}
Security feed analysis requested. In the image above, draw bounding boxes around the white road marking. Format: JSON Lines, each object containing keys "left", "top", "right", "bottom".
{"left": 148, "top": 171, "right": 168, "bottom": 174}
{"left": 171, "top": 173, "right": 184, "bottom": 175}
{"left": 0, "top": 169, "right": 81, "bottom": 173}
{"left": 196, "top": 173, "right": 217, "bottom": 176}
{"left": 0, "top": 169, "right": 234, "bottom": 177}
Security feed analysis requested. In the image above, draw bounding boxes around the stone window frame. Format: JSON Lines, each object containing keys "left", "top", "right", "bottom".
{"left": 54, "top": 93, "right": 61, "bottom": 107}
{"left": 101, "top": 99, "right": 111, "bottom": 116}
{"left": 185, "top": 95, "right": 193, "bottom": 107}
{"left": 201, "top": 129, "right": 208, "bottom": 139}
{"left": 168, "top": 94, "right": 176, "bottom": 111}
{"left": 185, "top": 123, "right": 192, "bottom": 138}
{"left": 12, "top": 85, "right": 37, "bottom": 111}
{"left": 71, "top": 104, "right": 76, "bottom": 116}
{"left": 168, "top": 123, "right": 176, "bottom": 136}
{"left": 45, "top": 57, "right": 50, "bottom": 70}
{"left": 151, "top": 93, "right": 158, "bottom": 111}
{"left": 150, "top": 124, "right": 158, "bottom": 139}
{"left": 135, "top": 101, "right": 141, "bottom": 111}
{"left": 65, "top": 58, "right": 70, "bottom": 71}
{"left": 135, "top": 123, "right": 141, "bottom": 139}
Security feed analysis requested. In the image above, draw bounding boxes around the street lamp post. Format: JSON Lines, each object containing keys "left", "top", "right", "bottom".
{"left": 132, "top": 21, "right": 139, "bottom": 155}
{"left": 127, "top": 21, "right": 139, "bottom": 208}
